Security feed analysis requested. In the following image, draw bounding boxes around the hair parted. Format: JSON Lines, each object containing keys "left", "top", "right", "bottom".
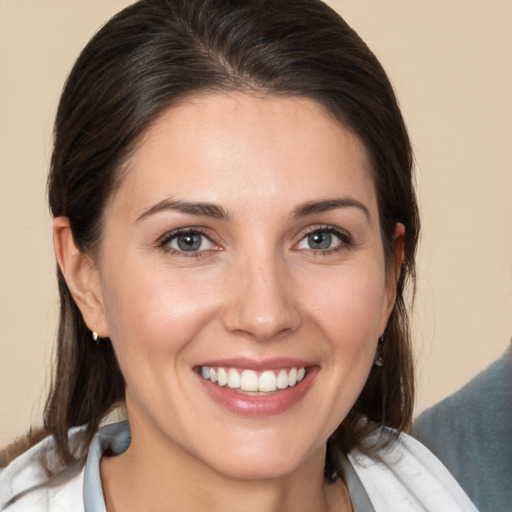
{"left": 14, "top": 0, "right": 420, "bottom": 478}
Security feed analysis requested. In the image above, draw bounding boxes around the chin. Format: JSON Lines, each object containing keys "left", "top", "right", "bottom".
{"left": 207, "top": 456, "right": 307, "bottom": 482}
{"left": 197, "top": 435, "right": 324, "bottom": 482}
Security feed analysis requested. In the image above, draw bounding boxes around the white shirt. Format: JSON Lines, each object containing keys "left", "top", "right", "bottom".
{"left": 0, "top": 422, "right": 478, "bottom": 511}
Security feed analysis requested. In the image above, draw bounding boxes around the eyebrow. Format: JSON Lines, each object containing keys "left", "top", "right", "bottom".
{"left": 292, "top": 198, "right": 371, "bottom": 222}
{"left": 136, "top": 198, "right": 229, "bottom": 222}
{"left": 136, "top": 196, "right": 370, "bottom": 223}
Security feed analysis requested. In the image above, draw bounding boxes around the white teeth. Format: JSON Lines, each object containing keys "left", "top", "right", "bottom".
{"left": 227, "top": 368, "right": 241, "bottom": 389}
{"left": 217, "top": 367, "right": 228, "bottom": 386}
{"left": 276, "top": 369, "right": 289, "bottom": 389}
{"left": 259, "top": 370, "right": 277, "bottom": 392}
{"left": 200, "top": 365, "right": 308, "bottom": 392}
{"left": 288, "top": 367, "right": 297, "bottom": 386}
{"left": 240, "top": 369, "right": 259, "bottom": 392}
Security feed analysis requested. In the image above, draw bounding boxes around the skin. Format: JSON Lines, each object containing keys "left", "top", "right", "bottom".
{"left": 54, "top": 92, "right": 403, "bottom": 512}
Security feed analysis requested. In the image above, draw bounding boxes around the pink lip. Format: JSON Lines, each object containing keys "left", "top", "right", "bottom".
{"left": 195, "top": 362, "right": 319, "bottom": 417}
{"left": 195, "top": 357, "right": 315, "bottom": 372}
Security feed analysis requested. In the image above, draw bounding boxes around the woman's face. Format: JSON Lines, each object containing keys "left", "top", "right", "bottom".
{"left": 90, "top": 93, "right": 400, "bottom": 479}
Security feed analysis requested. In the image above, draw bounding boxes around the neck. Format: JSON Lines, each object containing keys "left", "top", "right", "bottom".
{"left": 100, "top": 421, "right": 351, "bottom": 512}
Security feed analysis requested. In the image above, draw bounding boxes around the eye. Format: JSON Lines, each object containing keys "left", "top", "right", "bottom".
{"left": 162, "top": 230, "right": 215, "bottom": 254}
{"left": 296, "top": 227, "right": 349, "bottom": 252}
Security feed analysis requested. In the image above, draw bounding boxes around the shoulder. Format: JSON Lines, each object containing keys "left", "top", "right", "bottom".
{"left": 413, "top": 348, "right": 512, "bottom": 462}
{"left": 348, "top": 429, "right": 478, "bottom": 511}
{"left": 414, "top": 349, "right": 511, "bottom": 438}
{"left": 0, "top": 430, "right": 86, "bottom": 512}
{"left": 412, "top": 348, "right": 512, "bottom": 510}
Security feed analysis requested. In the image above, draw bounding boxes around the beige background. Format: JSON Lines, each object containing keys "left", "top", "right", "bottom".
{"left": 1, "top": 0, "right": 511, "bottom": 444}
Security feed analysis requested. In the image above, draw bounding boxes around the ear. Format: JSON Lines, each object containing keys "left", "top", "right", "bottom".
{"left": 382, "top": 222, "right": 405, "bottom": 327}
{"left": 53, "top": 217, "right": 109, "bottom": 338}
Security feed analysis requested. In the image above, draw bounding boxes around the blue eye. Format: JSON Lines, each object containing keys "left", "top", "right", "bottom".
{"left": 296, "top": 228, "right": 347, "bottom": 251}
{"left": 165, "top": 231, "right": 214, "bottom": 253}
{"left": 307, "top": 231, "right": 335, "bottom": 250}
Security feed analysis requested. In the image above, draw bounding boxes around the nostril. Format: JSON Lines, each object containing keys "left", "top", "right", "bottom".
{"left": 222, "top": 312, "right": 299, "bottom": 341}
{"left": 221, "top": 264, "right": 301, "bottom": 339}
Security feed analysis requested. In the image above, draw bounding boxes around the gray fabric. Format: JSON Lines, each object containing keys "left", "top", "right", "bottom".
{"left": 339, "top": 453, "right": 376, "bottom": 512}
{"left": 83, "top": 422, "right": 131, "bottom": 512}
{"left": 413, "top": 345, "right": 512, "bottom": 512}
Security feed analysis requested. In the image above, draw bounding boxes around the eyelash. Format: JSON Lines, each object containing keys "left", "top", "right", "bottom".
{"left": 158, "top": 228, "right": 217, "bottom": 258}
{"left": 158, "top": 225, "right": 353, "bottom": 258}
{"left": 294, "top": 225, "right": 353, "bottom": 255}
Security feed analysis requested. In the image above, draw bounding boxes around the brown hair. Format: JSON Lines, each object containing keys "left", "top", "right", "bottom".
{"left": 6, "top": 0, "right": 419, "bottom": 479}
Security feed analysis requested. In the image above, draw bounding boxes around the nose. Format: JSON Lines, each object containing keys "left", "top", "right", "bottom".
{"left": 221, "top": 254, "right": 301, "bottom": 341}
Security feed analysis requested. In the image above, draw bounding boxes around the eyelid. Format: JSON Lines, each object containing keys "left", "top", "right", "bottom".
{"left": 293, "top": 224, "right": 353, "bottom": 252}
{"left": 158, "top": 227, "right": 221, "bottom": 256}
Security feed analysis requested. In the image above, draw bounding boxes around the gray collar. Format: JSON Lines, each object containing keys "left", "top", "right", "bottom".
{"left": 83, "top": 422, "right": 131, "bottom": 512}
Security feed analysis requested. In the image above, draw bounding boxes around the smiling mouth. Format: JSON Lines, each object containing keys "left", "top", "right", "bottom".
{"left": 198, "top": 366, "right": 307, "bottom": 394}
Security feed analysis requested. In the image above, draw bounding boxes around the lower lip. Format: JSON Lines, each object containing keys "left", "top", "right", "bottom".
{"left": 196, "top": 367, "right": 318, "bottom": 417}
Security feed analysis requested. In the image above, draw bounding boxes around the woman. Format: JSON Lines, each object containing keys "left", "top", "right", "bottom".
{"left": 0, "top": 0, "right": 477, "bottom": 510}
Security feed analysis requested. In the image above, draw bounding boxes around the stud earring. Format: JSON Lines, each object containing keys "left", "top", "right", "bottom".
{"left": 92, "top": 331, "right": 99, "bottom": 344}
{"left": 374, "top": 335, "right": 384, "bottom": 367}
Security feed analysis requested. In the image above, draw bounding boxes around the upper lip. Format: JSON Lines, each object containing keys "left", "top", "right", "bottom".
{"left": 194, "top": 357, "right": 316, "bottom": 371}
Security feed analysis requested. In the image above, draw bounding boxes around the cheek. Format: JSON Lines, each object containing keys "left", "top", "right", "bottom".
{"left": 301, "top": 261, "right": 388, "bottom": 341}
{"left": 297, "top": 262, "right": 387, "bottom": 406}
{"left": 100, "top": 260, "right": 222, "bottom": 368}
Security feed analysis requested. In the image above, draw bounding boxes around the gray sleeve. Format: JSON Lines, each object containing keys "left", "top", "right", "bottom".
{"left": 412, "top": 350, "right": 512, "bottom": 512}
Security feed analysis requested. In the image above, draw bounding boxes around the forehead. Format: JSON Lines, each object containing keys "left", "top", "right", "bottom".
{"left": 109, "top": 92, "right": 376, "bottom": 218}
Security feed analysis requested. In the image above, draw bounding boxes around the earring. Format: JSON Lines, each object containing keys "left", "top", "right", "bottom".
{"left": 92, "top": 331, "right": 99, "bottom": 344}
{"left": 374, "top": 335, "right": 384, "bottom": 367}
